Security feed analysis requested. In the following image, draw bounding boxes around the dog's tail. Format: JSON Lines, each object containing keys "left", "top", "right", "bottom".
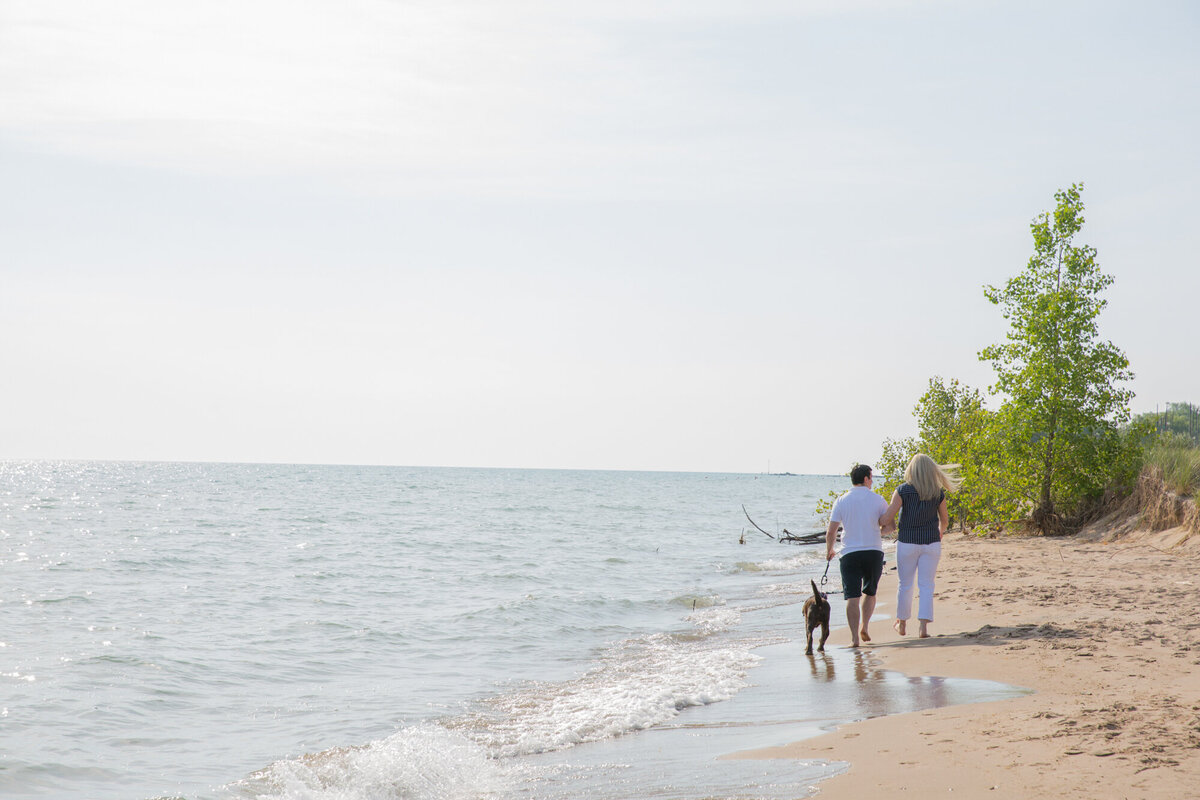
{"left": 811, "top": 579, "right": 822, "bottom": 599}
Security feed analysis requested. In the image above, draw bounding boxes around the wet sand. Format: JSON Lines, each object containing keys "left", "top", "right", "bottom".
{"left": 733, "top": 523, "right": 1200, "bottom": 798}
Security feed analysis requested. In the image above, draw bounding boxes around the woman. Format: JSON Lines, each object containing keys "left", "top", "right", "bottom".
{"left": 881, "top": 454, "right": 958, "bottom": 638}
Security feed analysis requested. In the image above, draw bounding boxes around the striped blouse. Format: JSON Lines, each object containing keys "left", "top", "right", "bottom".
{"left": 896, "top": 483, "right": 945, "bottom": 545}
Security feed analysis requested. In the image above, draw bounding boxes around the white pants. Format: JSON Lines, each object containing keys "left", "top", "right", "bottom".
{"left": 896, "top": 540, "right": 941, "bottom": 621}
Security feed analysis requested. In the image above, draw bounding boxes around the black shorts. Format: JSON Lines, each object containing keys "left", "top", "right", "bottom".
{"left": 839, "top": 550, "right": 884, "bottom": 599}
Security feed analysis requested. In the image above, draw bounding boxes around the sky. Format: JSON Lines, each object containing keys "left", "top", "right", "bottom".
{"left": 2, "top": 0, "right": 1198, "bottom": 474}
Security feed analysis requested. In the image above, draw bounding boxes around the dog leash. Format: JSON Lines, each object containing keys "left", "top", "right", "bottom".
{"left": 820, "top": 559, "right": 831, "bottom": 586}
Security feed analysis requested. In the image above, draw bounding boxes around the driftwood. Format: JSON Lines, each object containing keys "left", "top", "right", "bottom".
{"left": 778, "top": 529, "right": 827, "bottom": 545}
{"left": 740, "top": 506, "right": 833, "bottom": 545}
{"left": 740, "top": 504, "right": 775, "bottom": 539}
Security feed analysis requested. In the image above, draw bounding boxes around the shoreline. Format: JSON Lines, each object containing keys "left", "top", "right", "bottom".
{"left": 728, "top": 524, "right": 1200, "bottom": 798}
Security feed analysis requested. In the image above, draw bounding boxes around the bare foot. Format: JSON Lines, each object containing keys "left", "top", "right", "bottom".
{"left": 893, "top": 619, "right": 907, "bottom": 636}
{"left": 918, "top": 621, "right": 930, "bottom": 638}
{"left": 848, "top": 640, "right": 860, "bottom": 648}
{"left": 860, "top": 628, "right": 871, "bottom": 642}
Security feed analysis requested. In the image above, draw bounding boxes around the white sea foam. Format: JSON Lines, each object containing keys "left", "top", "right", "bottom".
{"left": 257, "top": 600, "right": 763, "bottom": 799}
{"left": 449, "top": 628, "right": 760, "bottom": 758}
{"left": 754, "top": 557, "right": 817, "bottom": 571}
{"left": 243, "top": 725, "right": 510, "bottom": 800}
{"left": 236, "top": 621, "right": 765, "bottom": 800}
{"left": 732, "top": 551, "right": 824, "bottom": 573}
{"left": 686, "top": 605, "right": 741, "bottom": 634}
{"left": 670, "top": 592, "right": 724, "bottom": 608}
{"left": 760, "top": 581, "right": 813, "bottom": 597}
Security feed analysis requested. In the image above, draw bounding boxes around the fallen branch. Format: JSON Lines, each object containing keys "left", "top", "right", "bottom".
{"left": 741, "top": 504, "right": 775, "bottom": 539}
{"left": 779, "top": 529, "right": 827, "bottom": 545}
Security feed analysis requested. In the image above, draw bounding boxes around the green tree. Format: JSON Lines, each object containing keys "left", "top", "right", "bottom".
{"left": 979, "top": 184, "right": 1137, "bottom": 530}
{"left": 879, "top": 377, "right": 1019, "bottom": 528}
{"left": 912, "top": 377, "right": 1000, "bottom": 526}
{"left": 875, "top": 435, "right": 917, "bottom": 502}
{"left": 912, "top": 378, "right": 988, "bottom": 465}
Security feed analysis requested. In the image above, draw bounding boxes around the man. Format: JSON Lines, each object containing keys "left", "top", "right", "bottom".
{"left": 825, "top": 464, "right": 889, "bottom": 647}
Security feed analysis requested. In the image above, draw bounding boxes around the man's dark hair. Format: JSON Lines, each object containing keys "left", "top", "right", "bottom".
{"left": 850, "top": 464, "right": 872, "bottom": 485}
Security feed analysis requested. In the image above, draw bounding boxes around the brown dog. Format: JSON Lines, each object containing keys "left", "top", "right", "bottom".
{"left": 803, "top": 578, "right": 830, "bottom": 654}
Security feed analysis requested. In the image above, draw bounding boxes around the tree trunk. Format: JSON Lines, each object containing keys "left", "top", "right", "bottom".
{"left": 1036, "top": 413, "right": 1058, "bottom": 532}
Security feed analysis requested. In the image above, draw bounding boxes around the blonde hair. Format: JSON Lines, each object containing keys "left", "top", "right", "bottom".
{"left": 904, "top": 453, "right": 959, "bottom": 501}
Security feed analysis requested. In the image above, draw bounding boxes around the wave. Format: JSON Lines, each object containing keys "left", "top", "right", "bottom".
{"left": 669, "top": 592, "right": 723, "bottom": 608}
{"left": 239, "top": 607, "right": 764, "bottom": 799}
{"left": 449, "top": 612, "right": 760, "bottom": 757}
{"left": 240, "top": 725, "right": 508, "bottom": 800}
{"left": 731, "top": 552, "right": 823, "bottom": 573}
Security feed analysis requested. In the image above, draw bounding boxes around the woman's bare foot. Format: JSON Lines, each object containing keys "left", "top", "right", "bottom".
{"left": 860, "top": 628, "right": 871, "bottom": 642}
{"left": 918, "top": 620, "right": 930, "bottom": 638}
{"left": 893, "top": 619, "right": 907, "bottom": 636}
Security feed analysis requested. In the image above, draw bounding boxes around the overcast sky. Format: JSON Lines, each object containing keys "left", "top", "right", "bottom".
{"left": 3, "top": 0, "right": 1197, "bottom": 473}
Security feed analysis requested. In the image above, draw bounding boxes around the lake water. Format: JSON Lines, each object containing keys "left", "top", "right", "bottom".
{"left": 0, "top": 462, "right": 1026, "bottom": 799}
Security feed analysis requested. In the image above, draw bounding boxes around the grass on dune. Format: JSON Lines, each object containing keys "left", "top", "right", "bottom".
{"left": 1146, "top": 441, "right": 1200, "bottom": 497}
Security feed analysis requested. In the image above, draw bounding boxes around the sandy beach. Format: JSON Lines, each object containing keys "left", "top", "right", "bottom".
{"left": 733, "top": 520, "right": 1200, "bottom": 798}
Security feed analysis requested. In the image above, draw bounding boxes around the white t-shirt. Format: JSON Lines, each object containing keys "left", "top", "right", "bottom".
{"left": 830, "top": 486, "right": 888, "bottom": 554}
